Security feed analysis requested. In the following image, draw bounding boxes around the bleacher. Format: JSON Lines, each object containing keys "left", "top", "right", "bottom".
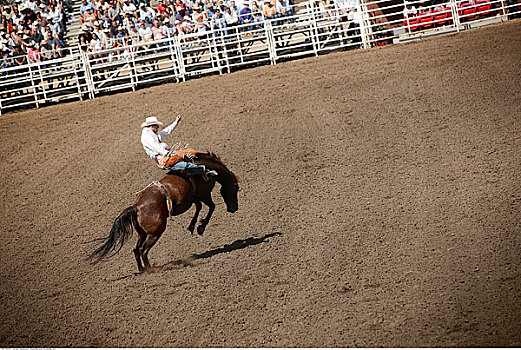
{"left": 1, "top": 0, "right": 520, "bottom": 115}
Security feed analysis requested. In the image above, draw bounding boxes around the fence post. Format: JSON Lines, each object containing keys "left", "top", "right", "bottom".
{"left": 71, "top": 51, "right": 84, "bottom": 100}
{"left": 27, "top": 59, "right": 40, "bottom": 108}
{"left": 265, "top": 20, "right": 277, "bottom": 64}
{"left": 500, "top": 0, "right": 506, "bottom": 16}
{"left": 450, "top": 0, "right": 461, "bottom": 31}
{"left": 174, "top": 36, "right": 187, "bottom": 81}
{"left": 306, "top": 2, "right": 319, "bottom": 56}
{"left": 37, "top": 59, "right": 48, "bottom": 103}
{"left": 167, "top": 37, "right": 179, "bottom": 83}
{"left": 357, "top": 0, "right": 370, "bottom": 49}
{"left": 80, "top": 49, "right": 95, "bottom": 99}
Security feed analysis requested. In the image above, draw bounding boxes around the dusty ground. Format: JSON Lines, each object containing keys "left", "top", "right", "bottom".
{"left": 0, "top": 19, "right": 520, "bottom": 347}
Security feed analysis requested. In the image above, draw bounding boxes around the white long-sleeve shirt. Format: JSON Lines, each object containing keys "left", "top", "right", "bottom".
{"left": 141, "top": 120, "right": 179, "bottom": 160}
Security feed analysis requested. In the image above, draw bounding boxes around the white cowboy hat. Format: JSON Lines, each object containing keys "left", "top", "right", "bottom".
{"left": 141, "top": 116, "right": 164, "bottom": 128}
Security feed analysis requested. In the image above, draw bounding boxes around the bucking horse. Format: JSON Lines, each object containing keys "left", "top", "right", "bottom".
{"left": 88, "top": 151, "right": 240, "bottom": 273}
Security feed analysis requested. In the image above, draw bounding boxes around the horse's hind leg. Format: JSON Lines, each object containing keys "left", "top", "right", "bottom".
{"left": 133, "top": 233, "right": 146, "bottom": 273}
{"left": 140, "top": 234, "right": 160, "bottom": 273}
{"left": 187, "top": 201, "right": 202, "bottom": 234}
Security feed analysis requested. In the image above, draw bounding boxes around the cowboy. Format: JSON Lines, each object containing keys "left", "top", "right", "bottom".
{"left": 140, "top": 115, "right": 218, "bottom": 176}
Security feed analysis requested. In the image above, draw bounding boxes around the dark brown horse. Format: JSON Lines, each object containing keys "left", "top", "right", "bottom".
{"left": 88, "top": 152, "right": 240, "bottom": 273}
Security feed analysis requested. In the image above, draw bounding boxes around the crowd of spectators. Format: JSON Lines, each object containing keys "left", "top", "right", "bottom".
{"left": 0, "top": 0, "right": 70, "bottom": 66}
{"left": 78, "top": 0, "right": 296, "bottom": 55}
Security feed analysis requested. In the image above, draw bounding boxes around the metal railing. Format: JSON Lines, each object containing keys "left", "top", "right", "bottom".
{"left": 1, "top": 0, "right": 519, "bottom": 115}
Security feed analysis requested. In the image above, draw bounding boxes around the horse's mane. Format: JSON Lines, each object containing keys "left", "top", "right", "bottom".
{"left": 197, "top": 151, "right": 223, "bottom": 164}
{"left": 197, "top": 151, "right": 240, "bottom": 183}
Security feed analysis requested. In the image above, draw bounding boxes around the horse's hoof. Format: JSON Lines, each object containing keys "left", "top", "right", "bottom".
{"left": 197, "top": 225, "right": 205, "bottom": 235}
{"left": 187, "top": 225, "right": 195, "bottom": 234}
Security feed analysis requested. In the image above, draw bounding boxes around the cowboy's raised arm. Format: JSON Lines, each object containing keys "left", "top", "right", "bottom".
{"left": 157, "top": 115, "right": 181, "bottom": 141}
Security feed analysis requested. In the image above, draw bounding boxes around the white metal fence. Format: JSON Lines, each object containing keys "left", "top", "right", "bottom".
{"left": 1, "top": 0, "right": 519, "bottom": 115}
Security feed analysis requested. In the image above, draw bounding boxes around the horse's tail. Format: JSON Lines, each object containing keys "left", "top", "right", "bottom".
{"left": 88, "top": 206, "right": 137, "bottom": 264}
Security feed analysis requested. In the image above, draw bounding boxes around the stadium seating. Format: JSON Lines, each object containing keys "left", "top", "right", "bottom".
{"left": 433, "top": 7, "right": 452, "bottom": 26}
{"left": 458, "top": 2, "right": 478, "bottom": 22}
{"left": 476, "top": 0, "right": 492, "bottom": 17}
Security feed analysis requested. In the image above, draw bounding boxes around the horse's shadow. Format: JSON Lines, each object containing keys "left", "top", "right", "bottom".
{"left": 160, "top": 231, "right": 283, "bottom": 271}
{"left": 108, "top": 231, "right": 283, "bottom": 281}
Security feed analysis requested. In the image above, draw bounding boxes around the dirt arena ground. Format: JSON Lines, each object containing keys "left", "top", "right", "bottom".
{"left": 1, "top": 19, "right": 520, "bottom": 347}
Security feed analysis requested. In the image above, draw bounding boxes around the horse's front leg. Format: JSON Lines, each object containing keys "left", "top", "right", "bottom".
{"left": 197, "top": 199, "right": 215, "bottom": 235}
{"left": 187, "top": 201, "right": 202, "bottom": 234}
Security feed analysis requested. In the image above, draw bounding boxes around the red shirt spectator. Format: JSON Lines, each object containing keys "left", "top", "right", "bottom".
{"left": 157, "top": 1, "right": 169, "bottom": 15}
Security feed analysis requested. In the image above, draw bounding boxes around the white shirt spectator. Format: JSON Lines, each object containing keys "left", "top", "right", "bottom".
{"left": 139, "top": 6, "right": 156, "bottom": 21}
{"left": 138, "top": 25, "right": 153, "bottom": 40}
{"left": 122, "top": 1, "right": 136, "bottom": 13}
{"left": 224, "top": 9, "right": 238, "bottom": 25}
{"left": 25, "top": 0, "right": 37, "bottom": 11}
{"left": 90, "top": 37, "right": 103, "bottom": 51}
{"left": 46, "top": 7, "right": 62, "bottom": 24}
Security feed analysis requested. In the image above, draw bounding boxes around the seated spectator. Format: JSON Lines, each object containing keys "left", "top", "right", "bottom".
{"left": 156, "top": 0, "right": 170, "bottom": 16}
{"left": 173, "top": 18, "right": 183, "bottom": 34}
{"left": 192, "top": 0, "right": 204, "bottom": 13}
{"left": 174, "top": 0, "right": 187, "bottom": 17}
{"left": 216, "top": 0, "right": 226, "bottom": 12}
{"left": 224, "top": 6, "right": 238, "bottom": 32}
{"left": 21, "top": 32, "right": 31, "bottom": 48}
{"left": 205, "top": 2, "right": 216, "bottom": 20}
{"left": 25, "top": 0, "right": 38, "bottom": 13}
{"left": 83, "top": 7, "right": 97, "bottom": 27}
{"left": 228, "top": 0, "right": 239, "bottom": 14}
{"left": 92, "top": 20, "right": 103, "bottom": 38}
{"left": 194, "top": 14, "right": 208, "bottom": 35}
{"left": 78, "top": 24, "right": 92, "bottom": 51}
{"left": 211, "top": 7, "right": 226, "bottom": 35}
{"left": 10, "top": 27, "right": 22, "bottom": 45}
{"left": 114, "top": 26, "right": 129, "bottom": 54}
{"left": 97, "top": 7, "right": 111, "bottom": 28}
{"left": 251, "top": 0, "right": 263, "bottom": 24}
{"left": 89, "top": 32, "right": 103, "bottom": 58}
{"left": 160, "top": 17, "right": 171, "bottom": 36}
{"left": 276, "top": 0, "right": 290, "bottom": 22}
{"left": 138, "top": 20, "right": 152, "bottom": 44}
{"left": 122, "top": 0, "right": 138, "bottom": 18}
{"left": 79, "top": 0, "right": 95, "bottom": 25}
{"left": 101, "top": 27, "right": 114, "bottom": 49}
{"left": 128, "top": 24, "right": 140, "bottom": 45}
{"left": 181, "top": 15, "right": 194, "bottom": 33}
{"left": 263, "top": 0, "right": 279, "bottom": 24}
{"left": 139, "top": 3, "right": 156, "bottom": 21}
{"left": 29, "top": 24, "right": 42, "bottom": 43}
{"left": 122, "top": 11, "right": 136, "bottom": 31}
{"left": 39, "top": 39, "right": 54, "bottom": 60}
{"left": 151, "top": 19, "right": 164, "bottom": 40}
{"left": 108, "top": 2, "right": 122, "bottom": 27}
{"left": 95, "top": 0, "right": 111, "bottom": 14}
{"left": 26, "top": 41, "right": 39, "bottom": 62}
{"left": 238, "top": 1, "right": 254, "bottom": 31}
{"left": 11, "top": 44, "right": 27, "bottom": 65}
{"left": 150, "top": 0, "right": 161, "bottom": 11}
{"left": 46, "top": 3, "right": 64, "bottom": 34}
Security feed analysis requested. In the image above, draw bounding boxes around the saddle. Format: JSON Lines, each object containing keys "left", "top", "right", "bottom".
{"left": 163, "top": 148, "right": 201, "bottom": 168}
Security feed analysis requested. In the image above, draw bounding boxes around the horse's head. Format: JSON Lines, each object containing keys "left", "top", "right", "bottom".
{"left": 220, "top": 171, "right": 239, "bottom": 213}
{"left": 197, "top": 152, "right": 240, "bottom": 213}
